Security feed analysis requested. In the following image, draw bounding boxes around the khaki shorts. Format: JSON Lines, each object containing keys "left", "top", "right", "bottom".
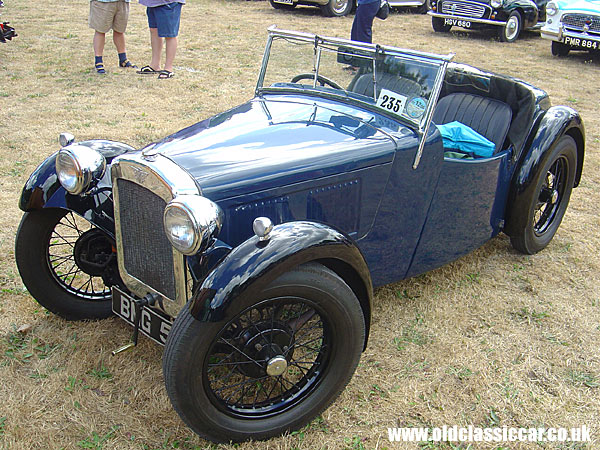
{"left": 89, "top": 0, "right": 129, "bottom": 34}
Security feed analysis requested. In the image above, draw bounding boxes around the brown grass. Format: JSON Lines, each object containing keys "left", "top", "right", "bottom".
{"left": 1, "top": 0, "right": 600, "bottom": 448}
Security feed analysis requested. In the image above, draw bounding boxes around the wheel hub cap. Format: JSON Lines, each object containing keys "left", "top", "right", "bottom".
{"left": 266, "top": 356, "right": 288, "bottom": 376}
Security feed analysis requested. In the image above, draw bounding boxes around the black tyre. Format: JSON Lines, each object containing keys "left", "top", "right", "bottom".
{"left": 15, "top": 208, "right": 117, "bottom": 320}
{"left": 551, "top": 40, "right": 570, "bottom": 56}
{"left": 268, "top": 0, "right": 296, "bottom": 10}
{"left": 432, "top": 17, "right": 452, "bottom": 32}
{"left": 416, "top": 0, "right": 431, "bottom": 14}
{"left": 163, "top": 263, "right": 365, "bottom": 442}
{"left": 499, "top": 11, "right": 521, "bottom": 42}
{"left": 509, "top": 135, "right": 577, "bottom": 254}
{"left": 321, "top": 0, "right": 352, "bottom": 16}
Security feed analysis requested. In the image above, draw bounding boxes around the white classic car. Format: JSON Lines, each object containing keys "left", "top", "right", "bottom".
{"left": 541, "top": 0, "right": 600, "bottom": 55}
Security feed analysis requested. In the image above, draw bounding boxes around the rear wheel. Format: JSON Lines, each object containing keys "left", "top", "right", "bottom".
{"left": 321, "top": 0, "right": 352, "bottom": 16}
{"left": 432, "top": 17, "right": 452, "bottom": 32}
{"left": 499, "top": 11, "right": 521, "bottom": 42}
{"left": 509, "top": 135, "right": 577, "bottom": 254}
{"left": 551, "top": 40, "right": 570, "bottom": 56}
{"left": 15, "top": 208, "right": 120, "bottom": 320}
{"left": 163, "top": 263, "right": 365, "bottom": 442}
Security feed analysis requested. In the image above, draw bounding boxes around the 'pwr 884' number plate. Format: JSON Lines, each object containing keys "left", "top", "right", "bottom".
{"left": 112, "top": 287, "right": 172, "bottom": 345}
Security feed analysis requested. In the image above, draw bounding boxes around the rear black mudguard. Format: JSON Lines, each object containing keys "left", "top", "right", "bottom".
{"left": 189, "top": 221, "right": 374, "bottom": 347}
{"left": 504, "top": 105, "right": 584, "bottom": 235}
{"left": 18, "top": 140, "right": 134, "bottom": 236}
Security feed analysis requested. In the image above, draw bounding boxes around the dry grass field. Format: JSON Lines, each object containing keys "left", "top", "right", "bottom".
{"left": 1, "top": 0, "right": 600, "bottom": 448}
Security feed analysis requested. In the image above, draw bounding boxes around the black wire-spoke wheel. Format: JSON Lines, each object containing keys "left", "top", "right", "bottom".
{"left": 206, "top": 298, "right": 329, "bottom": 417}
{"left": 509, "top": 135, "right": 577, "bottom": 254}
{"left": 48, "top": 212, "right": 112, "bottom": 300}
{"left": 163, "top": 263, "right": 365, "bottom": 443}
{"left": 533, "top": 156, "right": 568, "bottom": 236}
{"left": 15, "top": 208, "right": 118, "bottom": 320}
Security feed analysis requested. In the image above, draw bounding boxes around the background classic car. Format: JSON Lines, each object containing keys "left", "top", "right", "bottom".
{"left": 269, "top": 0, "right": 430, "bottom": 17}
{"left": 428, "top": 0, "right": 548, "bottom": 42}
{"left": 541, "top": 0, "right": 600, "bottom": 56}
{"left": 15, "top": 28, "right": 584, "bottom": 442}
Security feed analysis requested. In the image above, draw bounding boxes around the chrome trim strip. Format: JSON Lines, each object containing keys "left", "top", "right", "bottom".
{"left": 111, "top": 153, "right": 201, "bottom": 318}
{"left": 554, "top": 26, "right": 600, "bottom": 42}
{"left": 428, "top": 11, "right": 507, "bottom": 26}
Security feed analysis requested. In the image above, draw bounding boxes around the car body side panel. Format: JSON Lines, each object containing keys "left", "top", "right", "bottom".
{"left": 358, "top": 127, "right": 445, "bottom": 287}
{"left": 406, "top": 151, "right": 511, "bottom": 278}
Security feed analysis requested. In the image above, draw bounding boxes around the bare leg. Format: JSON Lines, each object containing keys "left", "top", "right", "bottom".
{"left": 93, "top": 31, "right": 106, "bottom": 57}
{"left": 113, "top": 31, "right": 126, "bottom": 54}
{"left": 164, "top": 37, "right": 177, "bottom": 73}
{"left": 149, "top": 27, "right": 162, "bottom": 71}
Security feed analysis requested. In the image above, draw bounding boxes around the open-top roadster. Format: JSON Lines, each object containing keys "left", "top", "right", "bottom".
{"left": 15, "top": 27, "right": 584, "bottom": 442}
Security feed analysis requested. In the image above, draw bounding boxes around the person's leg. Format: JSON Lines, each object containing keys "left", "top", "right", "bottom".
{"left": 164, "top": 37, "right": 177, "bottom": 73}
{"left": 113, "top": 30, "right": 125, "bottom": 54}
{"left": 155, "top": 2, "right": 181, "bottom": 76}
{"left": 150, "top": 27, "right": 163, "bottom": 71}
{"left": 93, "top": 31, "right": 106, "bottom": 57}
{"left": 93, "top": 31, "right": 106, "bottom": 73}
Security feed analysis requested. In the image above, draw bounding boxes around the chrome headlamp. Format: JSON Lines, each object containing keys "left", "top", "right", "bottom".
{"left": 546, "top": 1, "right": 557, "bottom": 16}
{"left": 490, "top": 0, "right": 502, "bottom": 8}
{"left": 163, "top": 195, "right": 224, "bottom": 255}
{"left": 56, "top": 145, "right": 106, "bottom": 195}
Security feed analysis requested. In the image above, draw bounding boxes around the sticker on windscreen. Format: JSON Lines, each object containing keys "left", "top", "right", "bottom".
{"left": 376, "top": 88, "right": 407, "bottom": 116}
{"left": 406, "top": 97, "right": 427, "bottom": 119}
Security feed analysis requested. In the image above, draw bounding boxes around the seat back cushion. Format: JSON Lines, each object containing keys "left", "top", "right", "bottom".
{"left": 432, "top": 93, "right": 512, "bottom": 155}
{"left": 350, "top": 71, "right": 422, "bottom": 99}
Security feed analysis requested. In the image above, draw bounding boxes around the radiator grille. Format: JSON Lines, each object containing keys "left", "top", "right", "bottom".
{"left": 562, "top": 13, "right": 600, "bottom": 34}
{"left": 441, "top": 0, "right": 486, "bottom": 18}
{"left": 116, "top": 178, "right": 176, "bottom": 299}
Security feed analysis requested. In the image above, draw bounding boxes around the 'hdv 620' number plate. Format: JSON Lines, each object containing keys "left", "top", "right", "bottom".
{"left": 112, "top": 287, "right": 172, "bottom": 345}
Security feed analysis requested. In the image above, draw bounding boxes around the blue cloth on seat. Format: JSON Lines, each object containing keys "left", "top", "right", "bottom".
{"left": 437, "top": 121, "right": 496, "bottom": 158}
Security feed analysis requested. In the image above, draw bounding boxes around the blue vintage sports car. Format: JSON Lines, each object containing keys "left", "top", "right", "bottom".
{"left": 541, "top": 0, "right": 600, "bottom": 56}
{"left": 15, "top": 27, "right": 584, "bottom": 442}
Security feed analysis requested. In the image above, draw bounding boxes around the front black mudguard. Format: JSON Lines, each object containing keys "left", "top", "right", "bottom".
{"left": 504, "top": 105, "right": 584, "bottom": 235}
{"left": 18, "top": 140, "right": 134, "bottom": 236}
{"left": 189, "top": 221, "right": 374, "bottom": 348}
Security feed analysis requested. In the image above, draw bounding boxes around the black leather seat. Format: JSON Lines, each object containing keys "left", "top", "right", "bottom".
{"left": 432, "top": 93, "right": 512, "bottom": 155}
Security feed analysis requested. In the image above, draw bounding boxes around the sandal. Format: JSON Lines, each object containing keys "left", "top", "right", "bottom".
{"left": 95, "top": 62, "right": 106, "bottom": 74}
{"left": 119, "top": 59, "right": 137, "bottom": 69}
{"left": 137, "top": 65, "right": 159, "bottom": 74}
{"left": 158, "top": 70, "right": 174, "bottom": 79}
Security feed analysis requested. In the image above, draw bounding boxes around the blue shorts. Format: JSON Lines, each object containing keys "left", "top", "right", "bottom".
{"left": 147, "top": 2, "right": 182, "bottom": 38}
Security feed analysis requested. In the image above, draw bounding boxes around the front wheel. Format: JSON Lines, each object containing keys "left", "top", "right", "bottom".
{"left": 499, "top": 11, "right": 521, "bottom": 42}
{"left": 509, "top": 135, "right": 577, "bottom": 254}
{"left": 321, "top": 0, "right": 352, "bottom": 16}
{"left": 551, "top": 40, "right": 570, "bottom": 56}
{"left": 432, "top": 17, "right": 452, "bottom": 32}
{"left": 15, "top": 208, "right": 119, "bottom": 320}
{"left": 163, "top": 263, "right": 365, "bottom": 442}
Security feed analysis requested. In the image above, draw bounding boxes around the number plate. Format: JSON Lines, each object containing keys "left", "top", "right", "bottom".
{"left": 376, "top": 88, "right": 407, "bottom": 117}
{"left": 112, "top": 287, "right": 172, "bottom": 346}
{"left": 444, "top": 18, "right": 471, "bottom": 28}
{"left": 274, "top": 0, "right": 294, "bottom": 4}
{"left": 564, "top": 36, "right": 598, "bottom": 49}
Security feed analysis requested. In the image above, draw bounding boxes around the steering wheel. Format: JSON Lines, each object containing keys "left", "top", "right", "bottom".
{"left": 290, "top": 73, "right": 343, "bottom": 90}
